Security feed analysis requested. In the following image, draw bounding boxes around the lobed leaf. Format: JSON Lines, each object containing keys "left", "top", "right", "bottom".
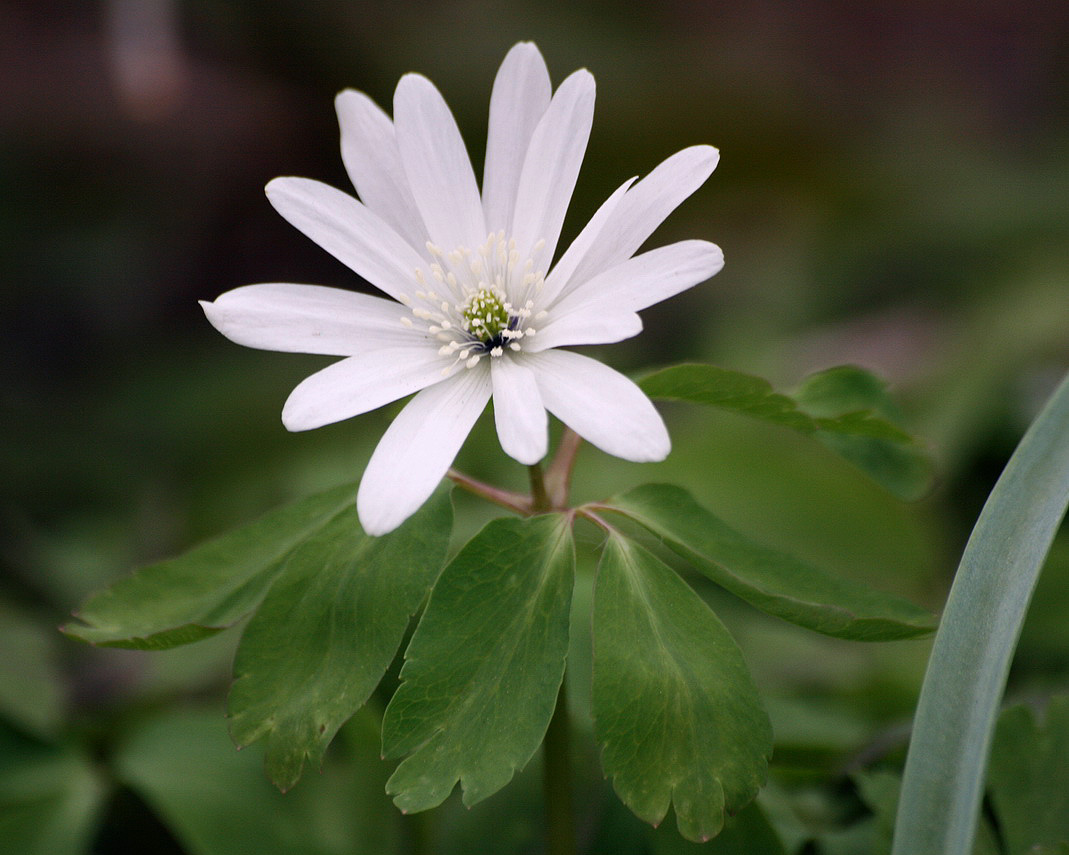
{"left": 63, "top": 482, "right": 362, "bottom": 649}
{"left": 639, "top": 363, "right": 812, "bottom": 430}
{"left": 795, "top": 366, "right": 934, "bottom": 501}
{"left": 382, "top": 514, "right": 574, "bottom": 813}
{"left": 639, "top": 363, "right": 933, "bottom": 499}
{"left": 227, "top": 490, "right": 453, "bottom": 791}
{"left": 592, "top": 534, "right": 772, "bottom": 843}
{"left": 647, "top": 798, "right": 787, "bottom": 854}
{"left": 603, "top": 483, "right": 935, "bottom": 641}
{"left": 987, "top": 696, "right": 1069, "bottom": 855}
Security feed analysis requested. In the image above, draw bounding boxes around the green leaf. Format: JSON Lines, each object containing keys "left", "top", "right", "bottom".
{"left": 63, "top": 482, "right": 360, "bottom": 649}
{"left": 592, "top": 534, "right": 771, "bottom": 843}
{"left": 811, "top": 770, "right": 1000, "bottom": 855}
{"left": 603, "top": 483, "right": 935, "bottom": 641}
{"left": 115, "top": 707, "right": 396, "bottom": 855}
{"left": 0, "top": 725, "right": 108, "bottom": 855}
{"left": 0, "top": 599, "right": 65, "bottom": 738}
{"left": 851, "top": 770, "right": 903, "bottom": 853}
{"left": 987, "top": 696, "right": 1069, "bottom": 855}
{"left": 640, "top": 363, "right": 813, "bottom": 428}
{"left": 892, "top": 371, "right": 1069, "bottom": 855}
{"left": 227, "top": 490, "right": 453, "bottom": 791}
{"left": 639, "top": 363, "right": 933, "bottom": 499}
{"left": 648, "top": 798, "right": 787, "bottom": 854}
{"left": 794, "top": 366, "right": 934, "bottom": 501}
{"left": 382, "top": 514, "right": 574, "bottom": 813}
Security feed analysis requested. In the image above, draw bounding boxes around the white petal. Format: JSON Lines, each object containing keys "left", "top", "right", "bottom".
{"left": 526, "top": 350, "right": 670, "bottom": 462}
{"left": 201, "top": 283, "right": 417, "bottom": 356}
{"left": 335, "top": 89, "right": 428, "bottom": 250}
{"left": 566, "top": 145, "right": 719, "bottom": 291}
{"left": 540, "top": 176, "right": 636, "bottom": 306}
{"left": 394, "top": 73, "right": 486, "bottom": 252}
{"left": 482, "top": 42, "right": 552, "bottom": 236}
{"left": 550, "top": 239, "right": 724, "bottom": 319}
{"left": 524, "top": 308, "right": 642, "bottom": 352}
{"left": 508, "top": 69, "right": 595, "bottom": 279}
{"left": 357, "top": 368, "right": 492, "bottom": 535}
{"left": 266, "top": 177, "right": 428, "bottom": 303}
{"left": 282, "top": 347, "right": 449, "bottom": 431}
{"left": 491, "top": 357, "right": 547, "bottom": 464}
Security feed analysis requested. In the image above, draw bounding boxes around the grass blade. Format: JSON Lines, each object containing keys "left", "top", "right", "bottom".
{"left": 892, "top": 371, "right": 1069, "bottom": 855}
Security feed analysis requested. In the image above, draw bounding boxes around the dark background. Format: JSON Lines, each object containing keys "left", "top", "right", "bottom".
{"left": 1, "top": 1, "right": 1068, "bottom": 851}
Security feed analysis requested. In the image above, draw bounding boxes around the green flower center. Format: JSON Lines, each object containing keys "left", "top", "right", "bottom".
{"left": 462, "top": 288, "right": 511, "bottom": 343}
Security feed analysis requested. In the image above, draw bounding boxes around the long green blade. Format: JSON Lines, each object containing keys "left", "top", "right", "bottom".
{"left": 892, "top": 371, "right": 1069, "bottom": 855}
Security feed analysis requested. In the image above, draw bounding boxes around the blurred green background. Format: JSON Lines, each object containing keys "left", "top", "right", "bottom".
{"left": 2, "top": 1, "right": 1068, "bottom": 853}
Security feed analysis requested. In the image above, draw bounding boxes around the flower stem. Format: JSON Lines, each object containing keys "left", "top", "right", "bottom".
{"left": 529, "top": 463, "right": 552, "bottom": 512}
{"left": 447, "top": 468, "right": 533, "bottom": 515}
{"left": 545, "top": 428, "right": 582, "bottom": 508}
{"left": 543, "top": 680, "right": 577, "bottom": 855}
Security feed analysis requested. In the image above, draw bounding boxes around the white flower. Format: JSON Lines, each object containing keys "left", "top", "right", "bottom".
{"left": 201, "top": 42, "right": 723, "bottom": 535}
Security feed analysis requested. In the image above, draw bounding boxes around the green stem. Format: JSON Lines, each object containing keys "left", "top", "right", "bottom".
{"left": 447, "top": 468, "right": 533, "bottom": 515}
{"left": 545, "top": 427, "right": 582, "bottom": 508}
{"left": 529, "top": 463, "right": 552, "bottom": 512}
{"left": 544, "top": 680, "right": 577, "bottom": 855}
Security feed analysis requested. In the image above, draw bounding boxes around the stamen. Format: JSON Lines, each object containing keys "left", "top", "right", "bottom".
{"left": 406, "top": 230, "right": 554, "bottom": 363}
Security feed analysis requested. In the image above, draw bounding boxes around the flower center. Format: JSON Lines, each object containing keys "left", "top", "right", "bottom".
{"left": 462, "top": 288, "right": 511, "bottom": 343}
{"left": 399, "top": 232, "right": 550, "bottom": 372}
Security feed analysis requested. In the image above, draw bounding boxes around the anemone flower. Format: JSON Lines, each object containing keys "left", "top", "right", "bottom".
{"left": 201, "top": 42, "right": 723, "bottom": 534}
